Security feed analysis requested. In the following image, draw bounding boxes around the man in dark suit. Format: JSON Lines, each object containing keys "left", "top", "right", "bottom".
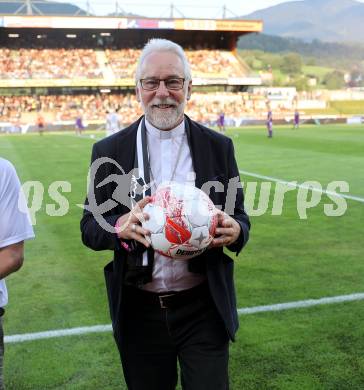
{"left": 81, "top": 39, "right": 250, "bottom": 390}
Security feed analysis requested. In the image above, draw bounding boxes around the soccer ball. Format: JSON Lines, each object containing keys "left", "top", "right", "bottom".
{"left": 142, "top": 182, "right": 218, "bottom": 260}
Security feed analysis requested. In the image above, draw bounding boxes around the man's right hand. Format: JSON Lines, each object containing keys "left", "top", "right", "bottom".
{"left": 115, "top": 197, "right": 151, "bottom": 248}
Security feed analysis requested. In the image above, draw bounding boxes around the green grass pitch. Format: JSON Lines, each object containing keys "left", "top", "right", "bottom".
{"left": 1, "top": 124, "right": 364, "bottom": 389}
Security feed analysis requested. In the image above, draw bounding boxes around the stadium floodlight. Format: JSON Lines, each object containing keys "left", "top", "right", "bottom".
{"left": 66, "top": 34, "right": 77, "bottom": 38}
{"left": 0, "top": 0, "right": 90, "bottom": 16}
{"left": 8, "top": 34, "right": 20, "bottom": 38}
{"left": 8, "top": 0, "right": 44, "bottom": 15}
{"left": 221, "top": 5, "right": 238, "bottom": 19}
{"left": 169, "top": 3, "right": 185, "bottom": 18}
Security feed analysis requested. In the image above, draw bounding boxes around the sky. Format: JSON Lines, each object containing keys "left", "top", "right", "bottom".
{"left": 66, "top": 0, "right": 364, "bottom": 19}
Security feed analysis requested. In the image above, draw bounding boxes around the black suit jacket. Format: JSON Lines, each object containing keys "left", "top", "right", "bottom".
{"left": 80, "top": 115, "right": 250, "bottom": 343}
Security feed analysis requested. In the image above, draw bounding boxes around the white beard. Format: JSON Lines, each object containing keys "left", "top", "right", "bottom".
{"left": 141, "top": 98, "right": 187, "bottom": 130}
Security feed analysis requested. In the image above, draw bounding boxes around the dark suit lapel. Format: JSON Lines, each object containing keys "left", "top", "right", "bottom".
{"left": 107, "top": 119, "right": 139, "bottom": 214}
{"left": 114, "top": 118, "right": 141, "bottom": 174}
{"left": 185, "top": 116, "right": 212, "bottom": 189}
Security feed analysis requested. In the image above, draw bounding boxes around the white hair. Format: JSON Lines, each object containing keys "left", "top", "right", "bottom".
{"left": 135, "top": 38, "right": 192, "bottom": 82}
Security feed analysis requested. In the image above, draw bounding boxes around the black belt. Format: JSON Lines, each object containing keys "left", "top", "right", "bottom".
{"left": 124, "top": 282, "right": 210, "bottom": 309}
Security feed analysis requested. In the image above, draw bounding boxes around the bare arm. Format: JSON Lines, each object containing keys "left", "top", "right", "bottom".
{"left": 0, "top": 242, "right": 24, "bottom": 279}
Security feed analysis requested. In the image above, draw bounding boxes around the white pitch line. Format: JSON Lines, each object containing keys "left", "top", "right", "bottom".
{"left": 239, "top": 169, "right": 364, "bottom": 203}
{"left": 237, "top": 293, "right": 364, "bottom": 315}
{"left": 5, "top": 292, "right": 364, "bottom": 344}
{"left": 5, "top": 324, "right": 112, "bottom": 344}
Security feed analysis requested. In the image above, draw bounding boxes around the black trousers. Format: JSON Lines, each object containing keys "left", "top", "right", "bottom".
{"left": 119, "top": 284, "right": 229, "bottom": 390}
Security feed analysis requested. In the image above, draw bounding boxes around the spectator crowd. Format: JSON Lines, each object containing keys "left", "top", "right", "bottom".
{"left": 0, "top": 47, "right": 245, "bottom": 80}
{"left": 0, "top": 48, "right": 101, "bottom": 79}
{"left": 0, "top": 44, "right": 278, "bottom": 129}
{"left": 0, "top": 92, "right": 295, "bottom": 128}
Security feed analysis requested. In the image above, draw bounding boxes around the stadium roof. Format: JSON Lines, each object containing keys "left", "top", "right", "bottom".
{"left": 0, "top": 15, "right": 263, "bottom": 32}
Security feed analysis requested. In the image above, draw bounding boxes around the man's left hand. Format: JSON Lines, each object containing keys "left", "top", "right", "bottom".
{"left": 210, "top": 210, "right": 241, "bottom": 248}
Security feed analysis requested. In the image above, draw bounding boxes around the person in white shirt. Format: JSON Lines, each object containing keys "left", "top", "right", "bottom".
{"left": 105, "top": 109, "right": 121, "bottom": 137}
{"left": 0, "top": 158, "right": 34, "bottom": 389}
{"left": 81, "top": 39, "right": 250, "bottom": 390}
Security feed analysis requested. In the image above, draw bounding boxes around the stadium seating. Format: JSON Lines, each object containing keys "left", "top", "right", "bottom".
{"left": 186, "top": 50, "right": 244, "bottom": 78}
{"left": 0, "top": 92, "right": 280, "bottom": 127}
{"left": 0, "top": 44, "right": 286, "bottom": 128}
{"left": 0, "top": 47, "right": 247, "bottom": 80}
{"left": 104, "top": 49, "right": 141, "bottom": 79}
{"left": 0, "top": 48, "right": 101, "bottom": 79}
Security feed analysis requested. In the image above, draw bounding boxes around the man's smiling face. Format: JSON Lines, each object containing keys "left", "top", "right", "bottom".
{"left": 136, "top": 51, "right": 192, "bottom": 130}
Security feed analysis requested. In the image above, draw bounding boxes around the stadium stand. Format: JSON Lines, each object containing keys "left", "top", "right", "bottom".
{"left": 0, "top": 92, "right": 280, "bottom": 128}
{"left": 104, "top": 49, "right": 141, "bottom": 79}
{"left": 0, "top": 15, "right": 264, "bottom": 131}
{"left": 186, "top": 50, "right": 243, "bottom": 78}
{"left": 0, "top": 47, "right": 246, "bottom": 80}
{"left": 0, "top": 48, "right": 101, "bottom": 79}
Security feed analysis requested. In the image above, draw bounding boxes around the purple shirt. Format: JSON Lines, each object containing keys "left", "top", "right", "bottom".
{"left": 294, "top": 112, "right": 299, "bottom": 124}
{"left": 76, "top": 117, "right": 84, "bottom": 129}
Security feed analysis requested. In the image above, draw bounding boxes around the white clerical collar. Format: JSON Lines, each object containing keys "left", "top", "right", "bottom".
{"left": 145, "top": 118, "right": 185, "bottom": 139}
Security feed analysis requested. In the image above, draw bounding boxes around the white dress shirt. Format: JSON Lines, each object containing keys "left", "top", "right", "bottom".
{"left": 142, "top": 119, "right": 206, "bottom": 292}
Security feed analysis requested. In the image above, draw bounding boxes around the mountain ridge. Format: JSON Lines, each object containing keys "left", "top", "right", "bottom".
{"left": 242, "top": 0, "right": 364, "bottom": 43}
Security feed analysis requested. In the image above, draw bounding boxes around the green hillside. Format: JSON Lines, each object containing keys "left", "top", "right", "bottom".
{"left": 238, "top": 33, "right": 364, "bottom": 90}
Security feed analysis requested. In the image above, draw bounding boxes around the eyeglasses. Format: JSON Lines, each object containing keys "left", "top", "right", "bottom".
{"left": 139, "top": 77, "right": 185, "bottom": 91}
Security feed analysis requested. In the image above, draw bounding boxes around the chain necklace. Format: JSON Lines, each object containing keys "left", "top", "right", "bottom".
{"left": 147, "top": 134, "right": 186, "bottom": 191}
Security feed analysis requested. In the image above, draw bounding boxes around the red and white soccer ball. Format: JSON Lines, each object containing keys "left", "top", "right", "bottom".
{"left": 142, "top": 182, "right": 218, "bottom": 260}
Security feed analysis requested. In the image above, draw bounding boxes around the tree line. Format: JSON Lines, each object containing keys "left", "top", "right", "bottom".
{"left": 237, "top": 33, "right": 364, "bottom": 90}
